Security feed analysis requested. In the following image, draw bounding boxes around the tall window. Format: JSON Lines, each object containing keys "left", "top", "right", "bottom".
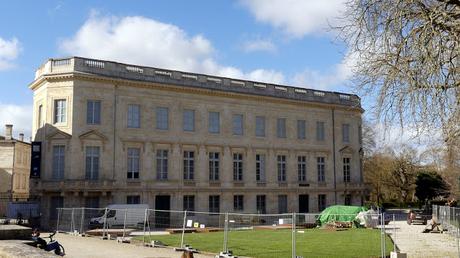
{"left": 233, "top": 153, "right": 243, "bottom": 181}
{"left": 297, "top": 120, "right": 306, "bottom": 139}
{"left": 208, "top": 111, "right": 220, "bottom": 133}
{"left": 277, "top": 155, "right": 287, "bottom": 182}
{"left": 85, "top": 146, "right": 100, "bottom": 180}
{"left": 38, "top": 104, "right": 44, "bottom": 127}
{"left": 318, "top": 194, "right": 326, "bottom": 211}
{"left": 127, "top": 195, "right": 140, "bottom": 204}
{"left": 156, "top": 150, "right": 168, "bottom": 180}
{"left": 52, "top": 145, "right": 65, "bottom": 180}
{"left": 87, "top": 100, "right": 101, "bottom": 124}
{"left": 232, "top": 114, "right": 244, "bottom": 135}
{"left": 50, "top": 196, "right": 63, "bottom": 219}
{"left": 183, "top": 195, "right": 195, "bottom": 212}
{"left": 256, "top": 195, "right": 266, "bottom": 214}
{"left": 255, "top": 154, "right": 266, "bottom": 182}
{"left": 127, "top": 148, "right": 140, "bottom": 179}
{"left": 277, "top": 118, "right": 287, "bottom": 138}
{"left": 278, "top": 195, "right": 288, "bottom": 213}
{"left": 209, "top": 195, "right": 220, "bottom": 213}
{"left": 54, "top": 99, "right": 66, "bottom": 124}
{"left": 183, "top": 151, "right": 194, "bottom": 180}
{"left": 316, "top": 121, "right": 325, "bottom": 141}
{"left": 233, "top": 195, "right": 244, "bottom": 211}
{"left": 85, "top": 197, "right": 100, "bottom": 208}
{"left": 156, "top": 107, "right": 169, "bottom": 130}
{"left": 255, "top": 116, "right": 265, "bottom": 137}
{"left": 317, "top": 157, "right": 325, "bottom": 182}
{"left": 209, "top": 152, "right": 220, "bottom": 181}
{"left": 127, "top": 104, "right": 140, "bottom": 128}
{"left": 342, "top": 124, "right": 350, "bottom": 143}
{"left": 343, "top": 157, "right": 351, "bottom": 182}
{"left": 183, "top": 109, "right": 195, "bottom": 132}
{"left": 298, "top": 156, "right": 307, "bottom": 182}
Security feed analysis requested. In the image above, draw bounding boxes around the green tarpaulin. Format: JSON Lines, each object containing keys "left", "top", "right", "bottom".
{"left": 317, "top": 205, "right": 368, "bottom": 226}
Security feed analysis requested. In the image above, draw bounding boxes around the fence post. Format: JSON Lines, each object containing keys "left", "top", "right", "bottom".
{"left": 223, "top": 212, "right": 229, "bottom": 253}
{"left": 180, "top": 210, "right": 187, "bottom": 249}
{"left": 142, "top": 208, "right": 147, "bottom": 245}
{"left": 102, "top": 207, "right": 108, "bottom": 239}
{"left": 393, "top": 214, "right": 396, "bottom": 252}
{"left": 292, "top": 212, "right": 296, "bottom": 258}
{"left": 380, "top": 212, "right": 384, "bottom": 258}
{"left": 71, "top": 208, "right": 75, "bottom": 234}
{"left": 122, "top": 208, "right": 128, "bottom": 239}
{"left": 79, "top": 208, "right": 85, "bottom": 235}
{"left": 56, "top": 208, "right": 61, "bottom": 232}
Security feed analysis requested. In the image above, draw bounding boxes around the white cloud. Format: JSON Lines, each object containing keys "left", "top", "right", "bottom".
{"left": 0, "top": 103, "right": 32, "bottom": 140}
{"left": 0, "top": 37, "right": 21, "bottom": 70}
{"left": 242, "top": 38, "right": 276, "bottom": 53}
{"left": 240, "top": 0, "right": 347, "bottom": 38}
{"left": 291, "top": 52, "right": 356, "bottom": 90}
{"left": 59, "top": 14, "right": 285, "bottom": 84}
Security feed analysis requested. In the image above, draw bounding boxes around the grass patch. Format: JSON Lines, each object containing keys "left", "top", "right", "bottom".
{"left": 140, "top": 228, "right": 393, "bottom": 258}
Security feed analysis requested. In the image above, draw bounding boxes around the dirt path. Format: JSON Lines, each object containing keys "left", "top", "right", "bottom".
{"left": 385, "top": 220, "right": 458, "bottom": 257}
{"left": 54, "top": 233, "right": 214, "bottom": 258}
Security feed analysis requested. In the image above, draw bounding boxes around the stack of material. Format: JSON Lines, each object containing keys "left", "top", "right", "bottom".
{"left": 422, "top": 220, "right": 443, "bottom": 233}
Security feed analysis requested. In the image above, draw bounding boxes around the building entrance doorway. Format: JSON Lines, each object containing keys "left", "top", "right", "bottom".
{"left": 154, "top": 195, "right": 170, "bottom": 228}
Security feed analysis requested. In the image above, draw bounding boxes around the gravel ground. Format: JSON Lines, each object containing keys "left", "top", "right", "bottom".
{"left": 53, "top": 233, "right": 214, "bottom": 258}
{"left": 385, "top": 220, "right": 458, "bottom": 258}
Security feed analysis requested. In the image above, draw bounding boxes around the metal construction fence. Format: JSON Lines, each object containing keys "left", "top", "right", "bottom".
{"left": 56, "top": 207, "right": 390, "bottom": 258}
{"left": 433, "top": 205, "right": 460, "bottom": 237}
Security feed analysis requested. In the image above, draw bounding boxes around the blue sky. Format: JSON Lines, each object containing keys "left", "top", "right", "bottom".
{"left": 6, "top": 0, "right": 428, "bottom": 149}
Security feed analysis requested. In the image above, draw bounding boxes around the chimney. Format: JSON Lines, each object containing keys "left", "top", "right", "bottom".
{"left": 5, "top": 124, "right": 12, "bottom": 140}
{"left": 19, "top": 133, "right": 24, "bottom": 142}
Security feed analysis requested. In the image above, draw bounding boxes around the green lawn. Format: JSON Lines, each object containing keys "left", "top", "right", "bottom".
{"left": 140, "top": 228, "right": 393, "bottom": 258}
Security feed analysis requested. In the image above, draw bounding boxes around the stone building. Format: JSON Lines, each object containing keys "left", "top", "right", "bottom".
{"left": 30, "top": 57, "right": 366, "bottom": 224}
{"left": 0, "top": 124, "right": 31, "bottom": 216}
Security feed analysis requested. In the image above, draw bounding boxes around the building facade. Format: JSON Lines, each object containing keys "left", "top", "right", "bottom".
{"left": 30, "top": 57, "right": 366, "bottom": 224}
{"left": 0, "top": 124, "right": 31, "bottom": 216}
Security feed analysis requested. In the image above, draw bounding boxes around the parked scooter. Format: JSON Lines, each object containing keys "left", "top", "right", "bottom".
{"left": 31, "top": 229, "right": 65, "bottom": 256}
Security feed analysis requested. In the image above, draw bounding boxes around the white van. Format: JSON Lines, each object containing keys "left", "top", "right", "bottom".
{"left": 89, "top": 204, "right": 149, "bottom": 229}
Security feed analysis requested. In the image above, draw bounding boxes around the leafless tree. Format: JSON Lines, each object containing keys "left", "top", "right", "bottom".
{"left": 337, "top": 0, "right": 460, "bottom": 145}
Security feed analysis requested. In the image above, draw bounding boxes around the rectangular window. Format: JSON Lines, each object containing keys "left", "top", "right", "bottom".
{"left": 318, "top": 194, "right": 326, "bottom": 211}
{"left": 209, "top": 152, "right": 220, "bottom": 181}
{"left": 127, "top": 195, "right": 140, "bottom": 204}
{"left": 255, "top": 154, "right": 266, "bottom": 182}
{"left": 127, "top": 148, "right": 140, "bottom": 179}
{"left": 209, "top": 195, "right": 220, "bottom": 213}
{"left": 256, "top": 195, "right": 266, "bottom": 214}
{"left": 38, "top": 104, "right": 43, "bottom": 127}
{"left": 298, "top": 156, "right": 306, "bottom": 182}
{"left": 52, "top": 145, "right": 65, "bottom": 180}
{"left": 278, "top": 195, "right": 288, "bottom": 213}
{"left": 277, "top": 118, "right": 286, "bottom": 138}
{"left": 297, "top": 120, "right": 306, "bottom": 139}
{"left": 127, "top": 104, "right": 140, "bottom": 128}
{"left": 156, "top": 107, "right": 169, "bottom": 130}
{"left": 85, "top": 197, "right": 100, "bottom": 208}
{"left": 87, "top": 100, "right": 101, "bottom": 124}
{"left": 232, "top": 114, "right": 244, "bottom": 135}
{"left": 85, "top": 146, "right": 100, "bottom": 180}
{"left": 344, "top": 194, "right": 352, "bottom": 206}
{"left": 183, "top": 195, "right": 195, "bottom": 212}
{"left": 156, "top": 150, "right": 168, "bottom": 180}
{"left": 233, "top": 153, "right": 243, "bottom": 181}
{"left": 342, "top": 124, "right": 350, "bottom": 143}
{"left": 54, "top": 99, "right": 66, "bottom": 124}
{"left": 208, "top": 111, "right": 220, "bottom": 133}
{"left": 183, "top": 109, "right": 195, "bottom": 132}
{"left": 50, "top": 196, "right": 63, "bottom": 220}
{"left": 316, "top": 121, "right": 325, "bottom": 141}
{"left": 277, "top": 155, "right": 287, "bottom": 182}
{"left": 343, "top": 157, "right": 351, "bottom": 182}
{"left": 233, "top": 195, "right": 244, "bottom": 211}
{"left": 183, "top": 151, "right": 194, "bottom": 180}
{"left": 255, "top": 116, "right": 265, "bottom": 137}
{"left": 317, "top": 157, "right": 325, "bottom": 182}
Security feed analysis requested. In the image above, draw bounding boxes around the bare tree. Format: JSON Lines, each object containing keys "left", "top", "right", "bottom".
{"left": 337, "top": 0, "right": 460, "bottom": 144}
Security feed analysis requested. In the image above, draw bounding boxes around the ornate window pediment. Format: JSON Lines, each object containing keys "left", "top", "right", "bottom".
{"left": 79, "top": 130, "right": 108, "bottom": 151}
